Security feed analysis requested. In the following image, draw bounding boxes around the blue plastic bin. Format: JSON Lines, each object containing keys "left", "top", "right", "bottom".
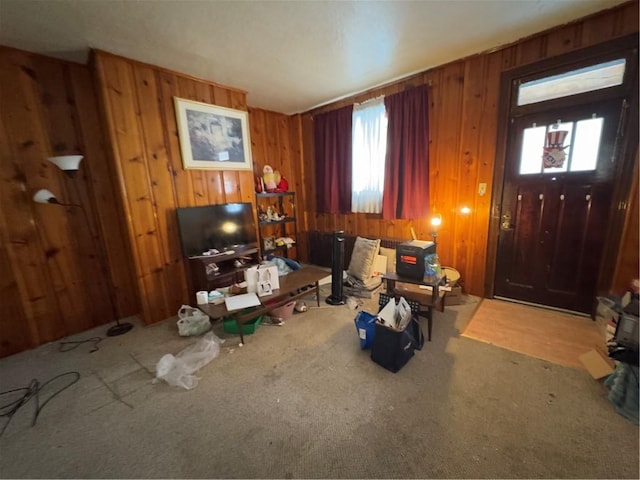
{"left": 354, "top": 311, "right": 377, "bottom": 349}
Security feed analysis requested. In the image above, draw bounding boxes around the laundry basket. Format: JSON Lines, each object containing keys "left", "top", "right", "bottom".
{"left": 270, "top": 300, "right": 296, "bottom": 319}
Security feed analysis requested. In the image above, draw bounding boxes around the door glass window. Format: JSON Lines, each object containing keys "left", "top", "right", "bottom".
{"left": 520, "top": 126, "right": 547, "bottom": 174}
{"left": 518, "top": 117, "right": 604, "bottom": 175}
{"left": 517, "top": 58, "right": 626, "bottom": 106}
{"left": 570, "top": 118, "right": 603, "bottom": 172}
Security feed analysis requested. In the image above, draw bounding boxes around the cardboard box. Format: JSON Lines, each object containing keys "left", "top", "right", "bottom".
{"left": 372, "top": 254, "right": 388, "bottom": 276}
{"left": 445, "top": 285, "right": 463, "bottom": 305}
{"left": 579, "top": 349, "right": 615, "bottom": 379}
{"left": 394, "top": 282, "right": 445, "bottom": 307}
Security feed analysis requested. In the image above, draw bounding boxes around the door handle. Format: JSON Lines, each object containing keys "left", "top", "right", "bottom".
{"left": 501, "top": 212, "right": 512, "bottom": 230}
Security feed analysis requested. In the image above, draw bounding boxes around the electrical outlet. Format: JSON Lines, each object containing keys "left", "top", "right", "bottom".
{"left": 478, "top": 183, "right": 487, "bottom": 196}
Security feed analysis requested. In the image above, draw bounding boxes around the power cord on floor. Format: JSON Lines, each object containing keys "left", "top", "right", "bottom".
{"left": 58, "top": 337, "right": 102, "bottom": 353}
{"left": 0, "top": 371, "right": 80, "bottom": 437}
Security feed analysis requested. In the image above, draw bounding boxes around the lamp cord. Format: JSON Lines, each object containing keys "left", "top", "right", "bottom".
{"left": 58, "top": 336, "right": 103, "bottom": 353}
{"left": 0, "top": 372, "right": 80, "bottom": 437}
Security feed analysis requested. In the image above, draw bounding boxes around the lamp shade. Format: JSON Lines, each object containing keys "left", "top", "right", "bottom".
{"left": 33, "top": 189, "right": 57, "bottom": 204}
{"left": 48, "top": 155, "right": 83, "bottom": 171}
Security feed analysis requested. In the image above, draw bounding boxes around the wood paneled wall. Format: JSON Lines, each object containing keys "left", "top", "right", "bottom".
{"left": 300, "top": 1, "right": 639, "bottom": 296}
{"left": 249, "top": 109, "right": 306, "bottom": 258}
{"left": 93, "top": 51, "right": 304, "bottom": 326}
{"left": 0, "top": 47, "right": 137, "bottom": 358}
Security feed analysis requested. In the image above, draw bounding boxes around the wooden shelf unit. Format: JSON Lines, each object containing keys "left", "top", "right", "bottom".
{"left": 256, "top": 192, "right": 297, "bottom": 258}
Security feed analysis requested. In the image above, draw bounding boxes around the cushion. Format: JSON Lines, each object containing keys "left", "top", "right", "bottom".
{"left": 379, "top": 247, "right": 396, "bottom": 273}
{"left": 347, "top": 237, "right": 381, "bottom": 281}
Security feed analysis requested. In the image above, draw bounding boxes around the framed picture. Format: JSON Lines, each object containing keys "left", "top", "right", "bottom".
{"left": 173, "top": 97, "right": 253, "bottom": 171}
{"left": 263, "top": 236, "right": 276, "bottom": 251}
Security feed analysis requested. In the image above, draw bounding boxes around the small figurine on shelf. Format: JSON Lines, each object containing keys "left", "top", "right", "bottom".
{"left": 205, "top": 263, "right": 219, "bottom": 275}
{"left": 258, "top": 205, "right": 268, "bottom": 222}
{"left": 266, "top": 205, "right": 275, "bottom": 221}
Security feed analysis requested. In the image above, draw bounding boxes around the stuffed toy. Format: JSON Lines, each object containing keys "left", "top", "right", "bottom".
{"left": 263, "top": 165, "right": 277, "bottom": 192}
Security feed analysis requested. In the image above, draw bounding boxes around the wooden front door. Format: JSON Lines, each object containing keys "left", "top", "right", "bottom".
{"left": 495, "top": 99, "right": 625, "bottom": 313}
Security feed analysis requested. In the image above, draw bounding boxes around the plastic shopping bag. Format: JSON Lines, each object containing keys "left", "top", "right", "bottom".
{"left": 354, "top": 311, "right": 377, "bottom": 350}
{"left": 154, "top": 332, "right": 224, "bottom": 389}
{"left": 177, "top": 304, "right": 211, "bottom": 336}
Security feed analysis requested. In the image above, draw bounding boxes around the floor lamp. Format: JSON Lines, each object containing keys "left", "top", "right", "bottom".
{"left": 32, "top": 155, "right": 133, "bottom": 337}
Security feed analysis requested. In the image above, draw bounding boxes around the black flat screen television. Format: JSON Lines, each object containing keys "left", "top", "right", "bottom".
{"left": 176, "top": 203, "right": 257, "bottom": 257}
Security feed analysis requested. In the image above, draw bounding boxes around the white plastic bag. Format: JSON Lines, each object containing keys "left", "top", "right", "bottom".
{"left": 377, "top": 296, "right": 412, "bottom": 330}
{"left": 155, "top": 332, "right": 224, "bottom": 389}
{"left": 177, "top": 304, "right": 211, "bottom": 336}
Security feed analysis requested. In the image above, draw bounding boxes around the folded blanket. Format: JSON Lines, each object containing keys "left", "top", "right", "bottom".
{"left": 345, "top": 274, "right": 382, "bottom": 290}
{"left": 344, "top": 274, "right": 383, "bottom": 298}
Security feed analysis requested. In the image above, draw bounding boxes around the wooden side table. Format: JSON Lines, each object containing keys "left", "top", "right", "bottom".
{"left": 381, "top": 272, "right": 446, "bottom": 341}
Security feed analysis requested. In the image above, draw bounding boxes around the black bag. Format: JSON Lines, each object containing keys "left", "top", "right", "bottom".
{"left": 370, "top": 314, "right": 423, "bottom": 373}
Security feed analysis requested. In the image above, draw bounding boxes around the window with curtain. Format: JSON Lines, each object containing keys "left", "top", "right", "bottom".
{"left": 351, "top": 97, "right": 388, "bottom": 213}
{"left": 314, "top": 86, "right": 429, "bottom": 219}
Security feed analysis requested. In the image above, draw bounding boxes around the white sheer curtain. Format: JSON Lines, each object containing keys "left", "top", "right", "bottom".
{"left": 351, "top": 97, "right": 388, "bottom": 213}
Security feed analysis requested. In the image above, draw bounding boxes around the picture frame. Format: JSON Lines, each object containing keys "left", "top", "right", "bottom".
{"left": 263, "top": 236, "right": 276, "bottom": 251}
{"left": 173, "top": 97, "right": 253, "bottom": 171}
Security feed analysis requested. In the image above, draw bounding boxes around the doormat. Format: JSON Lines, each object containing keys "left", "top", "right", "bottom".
{"left": 462, "top": 299, "right": 603, "bottom": 369}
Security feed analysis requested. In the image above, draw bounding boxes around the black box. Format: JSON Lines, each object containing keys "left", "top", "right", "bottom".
{"left": 396, "top": 240, "right": 436, "bottom": 280}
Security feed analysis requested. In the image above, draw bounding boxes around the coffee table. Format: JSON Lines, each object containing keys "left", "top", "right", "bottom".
{"left": 198, "top": 265, "right": 328, "bottom": 345}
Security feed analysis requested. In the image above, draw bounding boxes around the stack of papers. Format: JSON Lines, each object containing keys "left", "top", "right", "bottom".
{"left": 224, "top": 293, "right": 261, "bottom": 312}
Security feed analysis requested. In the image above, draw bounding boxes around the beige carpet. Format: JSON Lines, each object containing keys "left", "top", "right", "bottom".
{"left": 462, "top": 298, "right": 603, "bottom": 369}
{"left": 1, "top": 291, "right": 638, "bottom": 478}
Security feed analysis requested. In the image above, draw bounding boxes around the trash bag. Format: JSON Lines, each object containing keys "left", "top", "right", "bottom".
{"left": 176, "top": 304, "right": 211, "bottom": 336}
{"left": 154, "top": 332, "right": 224, "bottom": 389}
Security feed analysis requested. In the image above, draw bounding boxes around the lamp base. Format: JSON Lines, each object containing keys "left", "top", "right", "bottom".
{"left": 107, "top": 322, "right": 134, "bottom": 337}
{"left": 326, "top": 295, "right": 345, "bottom": 306}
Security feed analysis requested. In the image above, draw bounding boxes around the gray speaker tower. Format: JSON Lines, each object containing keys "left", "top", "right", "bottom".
{"left": 326, "top": 231, "right": 345, "bottom": 305}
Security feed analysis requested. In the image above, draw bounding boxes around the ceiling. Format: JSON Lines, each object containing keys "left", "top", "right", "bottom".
{"left": 0, "top": 0, "right": 628, "bottom": 114}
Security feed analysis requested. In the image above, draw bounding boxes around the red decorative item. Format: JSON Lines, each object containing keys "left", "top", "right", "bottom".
{"left": 255, "top": 176, "right": 263, "bottom": 193}
{"left": 278, "top": 176, "right": 289, "bottom": 192}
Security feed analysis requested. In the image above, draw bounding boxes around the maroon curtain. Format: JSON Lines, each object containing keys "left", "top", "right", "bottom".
{"left": 313, "top": 105, "right": 353, "bottom": 213}
{"left": 382, "top": 86, "right": 430, "bottom": 220}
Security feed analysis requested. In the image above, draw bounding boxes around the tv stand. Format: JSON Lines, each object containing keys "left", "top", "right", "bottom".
{"left": 187, "top": 245, "right": 260, "bottom": 299}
